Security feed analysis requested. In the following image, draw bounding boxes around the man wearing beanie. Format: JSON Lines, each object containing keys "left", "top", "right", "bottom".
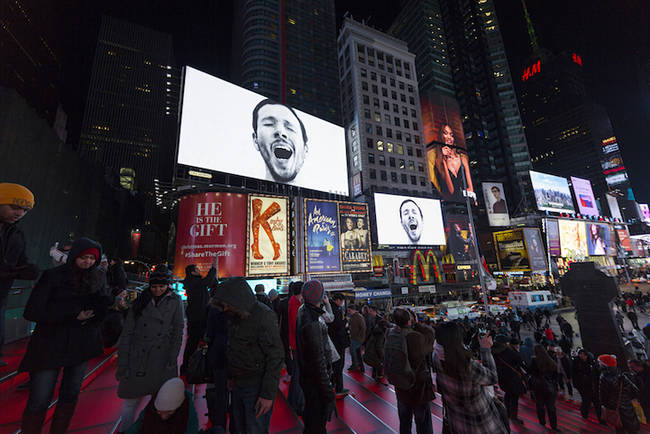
{"left": 211, "top": 277, "right": 283, "bottom": 433}
{"left": 296, "top": 280, "right": 336, "bottom": 433}
{"left": 125, "top": 377, "right": 199, "bottom": 434}
{"left": 0, "top": 183, "right": 38, "bottom": 367}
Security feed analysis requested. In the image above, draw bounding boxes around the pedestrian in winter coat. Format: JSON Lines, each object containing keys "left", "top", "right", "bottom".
{"left": 296, "top": 280, "right": 336, "bottom": 433}
{"left": 519, "top": 337, "right": 535, "bottom": 367}
{"left": 572, "top": 349, "right": 603, "bottom": 422}
{"left": 286, "top": 281, "right": 305, "bottom": 415}
{"left": 211, "top": 277, "right": 284, "bottom": 434}
{"left": 327, "top": 293, "right": 349, "bottom": 396}
{"left": 492, "top": 334, "right": 526, "bottom": 424}
{"left": 0, "top": 183, "right": 39, "bottom": 367}
{"left": 598, "top": 354, "right": 641, "bottom": 433}
{"left": 203, "top": 301, "right": 229, "bottom": 432}
{"left": 529, "top": 344, "right": 560, "bottom": 431}
{"left": 347, "top": 305, "right": 366, "bottom": 372}
{"left": 180, "top": 263, "right": 217, "bottom": 374}
{"left": 20, "top": 237, "right": 112, "bottom": 434}
{"left": 392, "top": 308, "right": 436, "bottom": 434}
{"left": 363, "top": 317, "right": 387, "bottom": 381}
{"left": 255, "top": 284, "right": 272, "bottom": 307}
{"left": 555, "top": 348, "right": 573, "bottom": 397}
{"left": 117, "top": 265, "right": 184, "bottom": 433}
{"left": 107, "top": 257, "right": 128, "bottom": 294}
{"left": 627, "top": 310, "right": 640, "bottom": 330}
{"left": 628, "top": 359, "right": 650, "bottom": 424}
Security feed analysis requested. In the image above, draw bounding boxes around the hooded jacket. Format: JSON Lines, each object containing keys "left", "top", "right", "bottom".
{"left": 0, "top": 222, "right": 39, "bottom": 300}
{"left": 599, "top": 366, "right": 640, "bottom": 432}
{"left": 211, "top": 277, "right": 283, "bottom": 400}
{"left": 182, "top": 266, "right": 216, "bottom": 323}
{"left": 296, "top": 302, "right": 334, "bottom": 403}
{"left": 19, "top": 238, "right": 112, "bottom": 372}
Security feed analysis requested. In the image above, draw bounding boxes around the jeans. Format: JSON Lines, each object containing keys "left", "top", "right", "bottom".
{"left": 302, "top": 382, "right": 329, "bottom": 434}
{"left": 534, "top": 390, "right": 557, "bottom": 429}
{"left": 231, "top": 384, "right": 273, "bottom": 434}
{"left": 332, "top": 344, "right": 345, "bottom": 392}
{"left": 120, "top": 396, "right": 147, "bottom": 431}
{"left": 206, "top": 368, "right": 228, "bottom": 430}
{"left": 0, "top": 295, "right": 6, "bottom": 356}
{"left": 504, "top": 391, "right": 520, "bottom": 419}
{"left": 288, "top": 355, "right": 304, "bottom": 415}
{"left": 350, "top": 339, "right": 362, "bottom": 369}
{"left": 24, "top": 361, "right": 88, "bottom": 413}
{"left": 578, "top": 388, "right": 601, "bottom": 420}
{"left": 397, "top": 400, "right": 433, "bottom": 434}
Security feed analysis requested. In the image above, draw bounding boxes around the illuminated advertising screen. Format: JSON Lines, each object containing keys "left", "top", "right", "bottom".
{"left": 570, "top": 176, "right": 599, "bottom": 216}
{"left": 586, "top": 223, "right": 610, "bottom": 256}
{"left": 606, "top": 194, "right": 623, "bottom": 220}
{"left": 305, "top": 199, "right": 341, "bottom": 273}
{"left": 524, "top": 228, "right": 547, "bottom": 271}
{"left": 493, "top": 229, "right": 530, "bottom": 272}
{"left": 173, "top": 192, "right": 247, "bottom": 278}
{"left": 482, "top": 182, "right": 510, "bottom": 226}
{"left": 421, "top": 91, "right": 476, "bottom": 203}
{"left": 444, "top": 214, "right": 476, "bottom": 263}
{"left": 246, "top": 195, "right": 289, "bottom": 276}
{"left": 178, "top": 67, "right": 349, "bottom": 195}
{"left": 617, "top": 228, "right": 633, "bottom": 252}
{"left": 606, "top": 172, "right": 628, "bottom": 186}
{"left": 639, "top": 203, "right": 650, "bottom": 222}
{"left": 374, "top": 193, "right": 445, "bottom": 247}
{"left": 558, "top": 219, "right": 587, "bottom": 257}
{"left": 545, "top": 219, "right": 561, "bottom": 256}
{"left": 601, "top": 137, "right": 619, "bottom": 154}
{"left": 530, "top": 170, "right": 575, "bottom": 213}
{"left": 338, "top": 202, "right": 372, "bottom": 272}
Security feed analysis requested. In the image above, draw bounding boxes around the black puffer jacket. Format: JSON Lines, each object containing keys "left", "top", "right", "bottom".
{"left": 327, "top": 301, "right": 349, "bottom": 351}
{"left": 0, "top": 223, "right": 39, "bottom": 300}
{"left": 19, "top": 238, "right": 112, "bottom": 372}
{"left": 599, "top": 367, "right": 640, "bottom": 433}
{"left": 296, "top": 302, "right": 334, "bottom": 403}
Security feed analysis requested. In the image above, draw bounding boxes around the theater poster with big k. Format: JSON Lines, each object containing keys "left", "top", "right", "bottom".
{"left": 305, "top": 199, "right": 341, "bottom": 273}
{"left": 247, "top": 194, "right": 289, "bottom": 275}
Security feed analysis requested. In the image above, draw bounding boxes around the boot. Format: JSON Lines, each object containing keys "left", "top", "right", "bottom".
{"left": 50, "top": 401, "right": 77, "bottom": 434}
{"left": 272, "top": 242, "right": 281, "bottom": 261}
{"left": 21, "top": 409, "right": 46, "bottom": 434}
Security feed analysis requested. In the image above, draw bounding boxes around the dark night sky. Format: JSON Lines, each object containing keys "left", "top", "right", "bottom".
{"left": 56, "top": 0, "right": 649, "bottom": 203}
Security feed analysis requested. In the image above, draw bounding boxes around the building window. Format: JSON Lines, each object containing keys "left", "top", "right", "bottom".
{"left": 390, "top": 77, "right": 395, "bottom": 87}
{"left": 399, "top": 159, "right": 405, "bottom": 169}
{"left": 383, "top": 101, "right": 389, "bottom": 110}
{"left": 382, "top": 88, "right": 388, "bottom": 97}
{"left": 373, "top": 98, "right": 380, "bottom": 108}
{"left": 394, "top": 117, "right": 400, "bottom": 126}
{"left": 407, "top": 84, "right": 414, "bottom": 93}
{"left": 420, "top": 176, "right": 426, "bottom": 186}
{"left": 402, "top": 106, "right": 408, "bottom": 115}
{"left": 360, "top": 68, "right": 367, "bottom": 77}
{"left": 418, "top": 163, "right": 424, "bottom": 172}
{"left": 404, "top": 119, "right": 410, "bottom": 129}
{"left": 397, "top": 144, "right": 404, "bottom": 155}
{"left": 405, "top": 133, "right": 411, "bottom": 142}
{"left": 386, "top": 128, "right": 393, "bottom": 138}
{"left": 372, "top": 84, "right": 378, "bottom": 94}
{"left": 362, "top": 81, "right": 368, "bottom": 91}
{"left": 370, "top": 169, "right": 376, "bottom": 179}
{"left": 377, "top": 140, "right": 384, "bottom": 151}
{"left": 411, "top": 108, "right": 416, "bottom": 117}
{"left": 391, "top": 91, "right": 397, "bottom": 100}
{"left": 371, "top": 71, "right": 377, "bottom": 81}
{"left": 389, "top": 157, "right": 396, "bottom": 167}
{"left": 393, "top": 103, "right": 399, "bottom": 113}
{"left": 414, "top": 135, "right": 421, "bottom": 144}
{"left": 379, "top": 155, "right": 386, "bottom": 165}
{"left": 381, "top": 171, "right": 387, "bottom": 181}
{"left": 384, "top": 114, "right": 391, "bottom": 123}
{"left": 408, "top": 160, "right": 414, "bottom": 170}
{"left": 391, "top": 172, "right": 398, "bottom": 182}
{"left": 367, "top": 138, "right": 374, "bottom": 148}
{"left": 364, "top": 109, "right": 371, "bottom": 119}
{"left": 401, "top": 174, "right": 408, "bottom": 184}
{"left": 400, "top": 94, "right": 407, "bottom": 102}
{"left": 399, "top": 81, "right": 405, "bottom": 90}
{"left": 416, "top": 149, "right": 422, "bottom": 157}
{"left": 387, "top": 142, "right": 394, "bottom": 153}
{"left": 407, "top": 146, "right": 413, "bottom": 156}
{"left": 409, "top": 96, "right": 415, "bottom": 105}
{"left": 396, "top": 131, "right": 402, "bottom": 140}
{"left": 413, "top": 122, "right": 418, "bottom": 130}
{"left": 376, "top": 125, "right": 382, "bottom": 135}
{"left": 380, "top": 75, "right": 386, "bottom": 84}
{"left": 374, "top": 112, "right": 381, "bottom": 122}
{"left": 368, "top": 153, "right": 375, "bottom": 164}
{"left": 365, "top": 123, "right": 373, "bottom": 134}
{"left": 363, "top": 95, "right": 369, "bottom": 104}
{"left": 411, "top": 175, "right": 417, "bottom": 185}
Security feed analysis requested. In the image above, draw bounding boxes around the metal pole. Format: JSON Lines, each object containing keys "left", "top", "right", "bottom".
{"left": 460, "top": 168, "right": 490, "bottom": 315}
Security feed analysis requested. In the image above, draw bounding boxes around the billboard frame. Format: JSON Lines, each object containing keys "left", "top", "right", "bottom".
{"left": 245, "top": 193, "right": 290, "bottom": 277}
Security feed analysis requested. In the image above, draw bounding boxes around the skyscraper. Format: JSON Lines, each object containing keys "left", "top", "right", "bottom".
{"left": 338, "top": 18, "right": 430, "bottom": 199}
{"left": 78, "top": 16, "right": 179, "bottom": 198}
{"left": 232, "top": 0, "right": 341, "bottom": 125}
{"left": 390, "top": 0, "right": 533, "bottom": 213}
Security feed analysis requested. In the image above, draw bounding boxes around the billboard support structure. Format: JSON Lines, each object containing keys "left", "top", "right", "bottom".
{"left": 460, "top": 154, "right": 490, "bottom": 315}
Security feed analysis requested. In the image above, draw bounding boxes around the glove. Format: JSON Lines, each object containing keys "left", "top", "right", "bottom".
{"left": 116, "top": 366, "right": 129, "bottom": 380}
{"left": 325, "top": 399, "right": 337, "bottom": 422}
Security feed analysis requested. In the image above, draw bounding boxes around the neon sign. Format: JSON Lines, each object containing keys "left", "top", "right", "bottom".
{"left": 411, "top": 249, "right": 442, "bottom": 285}
{"left": 521, "top": 60, "right": 541, "bottom": 81}
{"left": 572, "top": 53, "right": 582, "bottom": 66}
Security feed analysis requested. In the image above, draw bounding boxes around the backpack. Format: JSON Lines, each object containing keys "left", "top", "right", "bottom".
{"left": 383, "top": 326, "right": 415, "bottom": 390}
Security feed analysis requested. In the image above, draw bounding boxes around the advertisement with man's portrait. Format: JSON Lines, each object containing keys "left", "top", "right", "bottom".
{"left": 177, "top": 67, "right": 349, "bottom": 196}
{"left": 444, "top": 214, "right": 476, "bottom": 263}
{"left": 482, "top": 182, "right": 510, "bottom": 226}
{"left": 305, "top": 199, "right": 341, "bottom": 273}
{"left": 173, "top": 192, "right": 247, "bottom": 278}
{"left": 374, "top": 193, "right": 445, "bottom": 247}
{"left": 493, "top": 229, "right": 530, "bottom": 272}
{"left": 246, "top": 195, "right": 289, "bottom": 276}
{"left": 524, "top": 228, "right": 547, "bottom": 271}
{"left": 421, "top": 91, "right": 476, "bottom": 203}
{"left": 338, "top": 201, "right": 372, "bottom": 273}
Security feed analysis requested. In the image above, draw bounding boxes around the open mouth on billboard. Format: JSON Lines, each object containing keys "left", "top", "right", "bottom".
{"left": 409, "top": 223, "right": 418, "bottom": 230}
{"left": 273, "top": 146, "right": 293, "bottom": 160}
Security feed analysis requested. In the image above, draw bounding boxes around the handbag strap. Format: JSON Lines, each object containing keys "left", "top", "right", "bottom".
{"left": 497, "top": 355, "right": 525, "bottom": 380}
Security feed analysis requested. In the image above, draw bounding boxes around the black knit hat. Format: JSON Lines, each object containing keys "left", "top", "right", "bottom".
{"left": 150, "top": 264, "right": 171, "bottom": 285}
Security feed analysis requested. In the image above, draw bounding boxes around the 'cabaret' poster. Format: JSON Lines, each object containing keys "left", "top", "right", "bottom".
{"left": 173, "top": 192, "right": 247, "bottom": 278}
{"left": 246, "top": 195, "right": 289, "bottom": 276}
{"left": 305, "top": 199, "right": 341, "bottom": 273}
{"left": 338, "top": 202, "right": 372, "bottom": 273}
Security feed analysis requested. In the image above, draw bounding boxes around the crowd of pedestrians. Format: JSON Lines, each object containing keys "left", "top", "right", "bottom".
{"left": 2, "top": 181, "right": 650, "bottom": 433}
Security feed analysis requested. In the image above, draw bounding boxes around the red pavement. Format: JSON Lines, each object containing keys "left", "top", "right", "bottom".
{"left": 2, "top": 338, "right": 649, "bottom": 433}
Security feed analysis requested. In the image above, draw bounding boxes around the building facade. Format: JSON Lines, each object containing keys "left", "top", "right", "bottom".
{"left": 390, "top": 0, "right": 534, "bottom": 213}
{"left": 338, "top": 18, "right": 430, "bottom": 200}
{"left": 232, "top": 0, "right": 341, "bottom": 125}
{"left": 78, "top": 16, "right": 179, "bottom": 199}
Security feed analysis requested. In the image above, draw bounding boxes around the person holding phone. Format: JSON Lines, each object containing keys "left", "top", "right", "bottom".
{"left": 19, "top": 238, "right": 112, "bottom": 433}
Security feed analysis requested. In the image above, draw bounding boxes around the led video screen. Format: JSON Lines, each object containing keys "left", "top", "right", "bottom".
{"left": 178, "top": 67, "right": 349, "bottom": 195}
{"left": 558, "top": 219, "right": 587, "bottom": 257}
{"left": 586, "top": 223, "right": 610, "bottom": 256}
{"left": 482, "top": 182, "right": 510, "bottom": 226}
{"left": 374, "top": 193, "right": 445, "bottom": 247}
{"left": 530, "top": 170, "right": 575, "bottom": 214}
{"left": 570, "top": 176, "right": 599, "bottom": 216}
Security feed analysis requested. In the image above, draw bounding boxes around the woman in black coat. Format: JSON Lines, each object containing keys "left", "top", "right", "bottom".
{"left": 20, "top": 238, "right": 112, "bottom": 434}
{"left": 529, "top": 344, "right": 560, "bottom": 431}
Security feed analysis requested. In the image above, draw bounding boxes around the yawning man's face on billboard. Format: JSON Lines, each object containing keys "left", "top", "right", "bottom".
{"left": 400, "top": 199, "right": 423, "bottom": 243}
{"left": 252, "top": 100, "right": 308, "bottom": 182}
